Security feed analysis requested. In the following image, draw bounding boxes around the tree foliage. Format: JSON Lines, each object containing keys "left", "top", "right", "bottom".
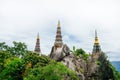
{"left": 10, "top": 41, "right": 28, "bottom": 57}
{"left": 24, "top": 61, "right": 79, "bottom": 80}
{"left": 0, "top": 50, "right": 12, "bottom": 72}
{"left": 22, "top": 52, "right": 51, "bottom": 67}
{"left": 0, "top": 42, "right": 9, "bottom": 50}
{"left": 73, "top": 47, "right": 89, "bottom": 61}
{"left": 0, "top": 42, "right": 119, "bottom": 80}
{"left": 0, "top": 58, "right": 25, "bottom": 80}
{"left": 0, "top": 41, "right": 28, "bottom": 57}
{"left": 97, "top": 52, "right": 120, "bottom": 80}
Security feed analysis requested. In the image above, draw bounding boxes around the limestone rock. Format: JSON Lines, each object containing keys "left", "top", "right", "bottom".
{"left": 50, "top": 44, "right": 87, "bottom": 80}
{"left": 49, "top": 44, "right": 70, "bottom": 61}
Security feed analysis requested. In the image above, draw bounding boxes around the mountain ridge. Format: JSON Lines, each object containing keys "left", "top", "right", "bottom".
{"left": 111, "top": 61, "right": 120, "bottom": 72}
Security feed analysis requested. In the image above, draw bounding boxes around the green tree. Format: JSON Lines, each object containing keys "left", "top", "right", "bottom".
{"left": 0, "top": 58, "right": 25, "bottom": 80}
{"left": 0, "top": 41, "right": 28, "bottom": 57}
{"left": 98, "top": 52, "right": 120, "bottom": 80}
{"left": 22, "top": 52, "right": 51, "bottom": 67}
{"left": 9, "top": 41, "right": 28, "bottom": 57}
{"left": 24, "top": 61, "right": 79, "bottom": 80}
{"left": 0, "top": 50, "right": 12, "bottom": 72}
{"left": 0, "top": 42, "right": 9, "bottom": 50}
{"left": 73, "top": 48, "right": 89, "bottom": 61}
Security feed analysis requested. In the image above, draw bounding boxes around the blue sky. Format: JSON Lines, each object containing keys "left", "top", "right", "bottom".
{"left": 0, "top": 0, "right": 120, "bottom": 61}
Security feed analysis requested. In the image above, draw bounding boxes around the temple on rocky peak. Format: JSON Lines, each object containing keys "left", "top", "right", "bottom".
{"left": 34, "top": 33, "right": 41, "bottom": 55}
{"left": 92, "top": 30, "right": 101, "bottom": 54}
{"left": 50, "top": 20, "right": 70, "bottom": 60}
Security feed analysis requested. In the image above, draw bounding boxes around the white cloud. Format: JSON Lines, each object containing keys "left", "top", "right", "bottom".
{"left": 0, "top": 0, "right": 120, "bottom": 61}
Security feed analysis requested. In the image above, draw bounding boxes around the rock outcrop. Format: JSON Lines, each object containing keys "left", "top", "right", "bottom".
{"left": 85, "top": 52, "right": 102, "bottom": 80}
{"left": 50, "top": 44, "right": 70, "bottom": 61}
{"left": 50, "top": 45, "right": 116, "bottom": 80}
{"left": 50, "top": 44, "right": 87, "bottom": 80}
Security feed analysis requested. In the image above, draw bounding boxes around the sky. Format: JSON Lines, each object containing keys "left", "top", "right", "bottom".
{"left": 0, "top": 0, "right": 120, "bottom": 61}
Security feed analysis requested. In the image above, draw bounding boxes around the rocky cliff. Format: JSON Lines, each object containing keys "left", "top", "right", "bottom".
{"left": 50, "top": 46, "right": 119, "bottom": 80}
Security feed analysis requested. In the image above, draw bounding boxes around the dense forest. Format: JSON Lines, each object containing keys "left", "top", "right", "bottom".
{"left": 0, "top": 41, "right": 120, "bottom": 80}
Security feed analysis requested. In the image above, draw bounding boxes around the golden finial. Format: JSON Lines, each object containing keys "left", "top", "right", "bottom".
{"left": 94, "top": 30, "right": 99, "bottom": 44}
{"left": 37, "top": 33, "right": 40, "bottom": 39}
{"left": 57, "top": 20, "right": 60, "bottom": 27}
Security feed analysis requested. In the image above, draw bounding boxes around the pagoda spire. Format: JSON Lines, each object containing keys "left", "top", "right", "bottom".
{"left": 92, "top": 30, "right": 101, "bottom": 54}
{"left": 50, "top": 20, "right": 70, "bottom": 60}
{"left": 57, "top": 20, "right": 60, "bottom": 27}
{"left": 34, "top": 33, "right": 41, "bottom": 54}
{"left": 54, "top": 20, "right": 63, "bottom": 47}
{"left": 37, "top": 32, "right": 39, "bottom": 39}
{"left": 95, "top": 30, "right": 97, "bottom": 38}
{"left": 94, "top": 30, "right": 99, "bottom": 44}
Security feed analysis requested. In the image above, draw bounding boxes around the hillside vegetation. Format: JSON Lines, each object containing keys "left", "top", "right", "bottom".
{"left": 0, "top": 42, "right": 120, "bottom": 80}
